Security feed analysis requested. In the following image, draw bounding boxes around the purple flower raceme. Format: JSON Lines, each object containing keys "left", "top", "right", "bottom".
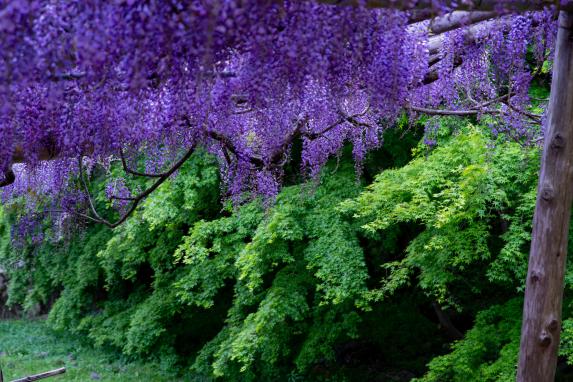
{"left": 0, "top": 0, "right": 559, "bottom": 236}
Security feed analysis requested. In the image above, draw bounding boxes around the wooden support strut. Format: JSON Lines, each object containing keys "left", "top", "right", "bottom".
{"left": 517, "top": 9, "right": 573, "bottom": 382}
{"left": 8, "top": 368, "right": 66, "bottom": 382}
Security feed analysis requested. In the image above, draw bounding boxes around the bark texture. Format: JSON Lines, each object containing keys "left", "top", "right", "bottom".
{"left": 517, "top": 10, "right": 573, "bottom": 382}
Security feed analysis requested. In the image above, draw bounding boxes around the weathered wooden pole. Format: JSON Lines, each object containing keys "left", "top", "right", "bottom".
{"left": 517, "top": 10, "right": 573, "bottom": 382}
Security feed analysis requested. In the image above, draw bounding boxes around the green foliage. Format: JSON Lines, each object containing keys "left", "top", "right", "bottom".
{"left": 414, "top": 299, "right": 522, "bottom": 382}
{"left": 342, "top": 124, "right": 540, "bottom": 307}
{"left": 176, "top": 160, "right": 369, "bottom": 380}
{"left": 0, "top": 319, "right": 198, "bottom": 381}
{"left": 6, "top": 122, "right": 573, "bottom": 381}
{"left": 0, "top": 147, "right": 376, "bottom": 380}
{"left": 1, "top": 152, "right": 222, "bottom": 370}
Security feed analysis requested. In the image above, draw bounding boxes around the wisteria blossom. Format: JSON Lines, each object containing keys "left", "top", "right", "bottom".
{"left": 0, "top": 0, "right": 560, "bottom": 224}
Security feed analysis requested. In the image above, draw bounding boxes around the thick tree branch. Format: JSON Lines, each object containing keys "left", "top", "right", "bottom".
{"left": 432, "top": 302, "right": 463, "bottom": 340}
{"left": 422, "top": 55, "right": 463, "bottom": 84}
{"left": 303, "top": 107, "right": 371, "bottom": 140}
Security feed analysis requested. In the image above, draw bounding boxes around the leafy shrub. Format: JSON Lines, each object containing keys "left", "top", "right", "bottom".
{"left": 6, "top": 123, "right": 573, "bottom": 381}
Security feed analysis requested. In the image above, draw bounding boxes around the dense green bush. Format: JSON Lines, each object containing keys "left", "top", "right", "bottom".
{"left": 5, "top": 122, "right": 573, "bottom": 380}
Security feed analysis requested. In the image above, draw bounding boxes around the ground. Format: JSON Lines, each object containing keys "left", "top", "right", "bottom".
{"left": 0, "top": 319, "right": 197, "bottom": 382}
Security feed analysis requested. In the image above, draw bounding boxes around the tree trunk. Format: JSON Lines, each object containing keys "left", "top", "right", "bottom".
{"left": 517, "top": 10, "right": 573, "bottom": 382}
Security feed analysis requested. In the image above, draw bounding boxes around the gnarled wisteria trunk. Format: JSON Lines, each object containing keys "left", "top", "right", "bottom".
{"left": 517, "top": 10, "right": 573, "bottom": 382}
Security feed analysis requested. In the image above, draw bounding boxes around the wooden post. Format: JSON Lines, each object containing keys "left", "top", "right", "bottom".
{"left": 517, "top": 10, "right": 573, "bottom": 382}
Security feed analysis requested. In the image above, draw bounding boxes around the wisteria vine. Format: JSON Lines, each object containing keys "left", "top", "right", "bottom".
{"left": 0, "top": 0, "right": 563, "bottom": 234}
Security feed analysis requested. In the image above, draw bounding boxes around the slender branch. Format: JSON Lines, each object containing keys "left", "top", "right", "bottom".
{"left": 233, "top": 108, "right": 254, "bottom": 115}
{"left": 44, "top": 208, "right": 104, "bottom": 226}
{"left": 119, "top": 148, "right": 167, "bottom": 178}
{"left": 78, "top": 157, "right": 107, "bottom": 223}
{"left": 207, "top": 130, "right": 265, "bottom": 167}
{"left": 109, "top": 195, "right": 137, "bottom": 201}
{"left": 502, "top": 100, "right": 543, "bottom": 123}
{"left": 303, "top": 114, "right": 354, "bottom": 140}
{"left": 531, "top": 96, "right": 550, "bottom": 102}
{"left": 478, "top": 93, "right": 515, "bottom": 109}
{"left": 411, "top": 96, "right": 543, "bottom": 126}
{"left": 47, "top": 71, "right": 86, "bottom": 81}
{"left": 409, "top": 105, "right": 500, "bottom": 116}
{"left": 76, "top": 145, "right": 196, "bottom": 228}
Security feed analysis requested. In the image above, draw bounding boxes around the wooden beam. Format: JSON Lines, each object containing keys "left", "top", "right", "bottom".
{"left": 517, "top": 9, "right": 573, "bottom": 382}
{"left": 317, "top": 0, "right": 572, "bottom": 13}
{"left": 426, "top": 11, "right": 497, "bottom": 35}
{"left": 10, "top": 368, "right": 66, "bottom": 382}
{"left": 427, "top": 18, "right": 502, "bottom": 55}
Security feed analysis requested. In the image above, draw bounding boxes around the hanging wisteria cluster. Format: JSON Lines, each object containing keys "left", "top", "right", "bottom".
{"left": 0, "top": 0, "right": 562, "bottom": 229}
